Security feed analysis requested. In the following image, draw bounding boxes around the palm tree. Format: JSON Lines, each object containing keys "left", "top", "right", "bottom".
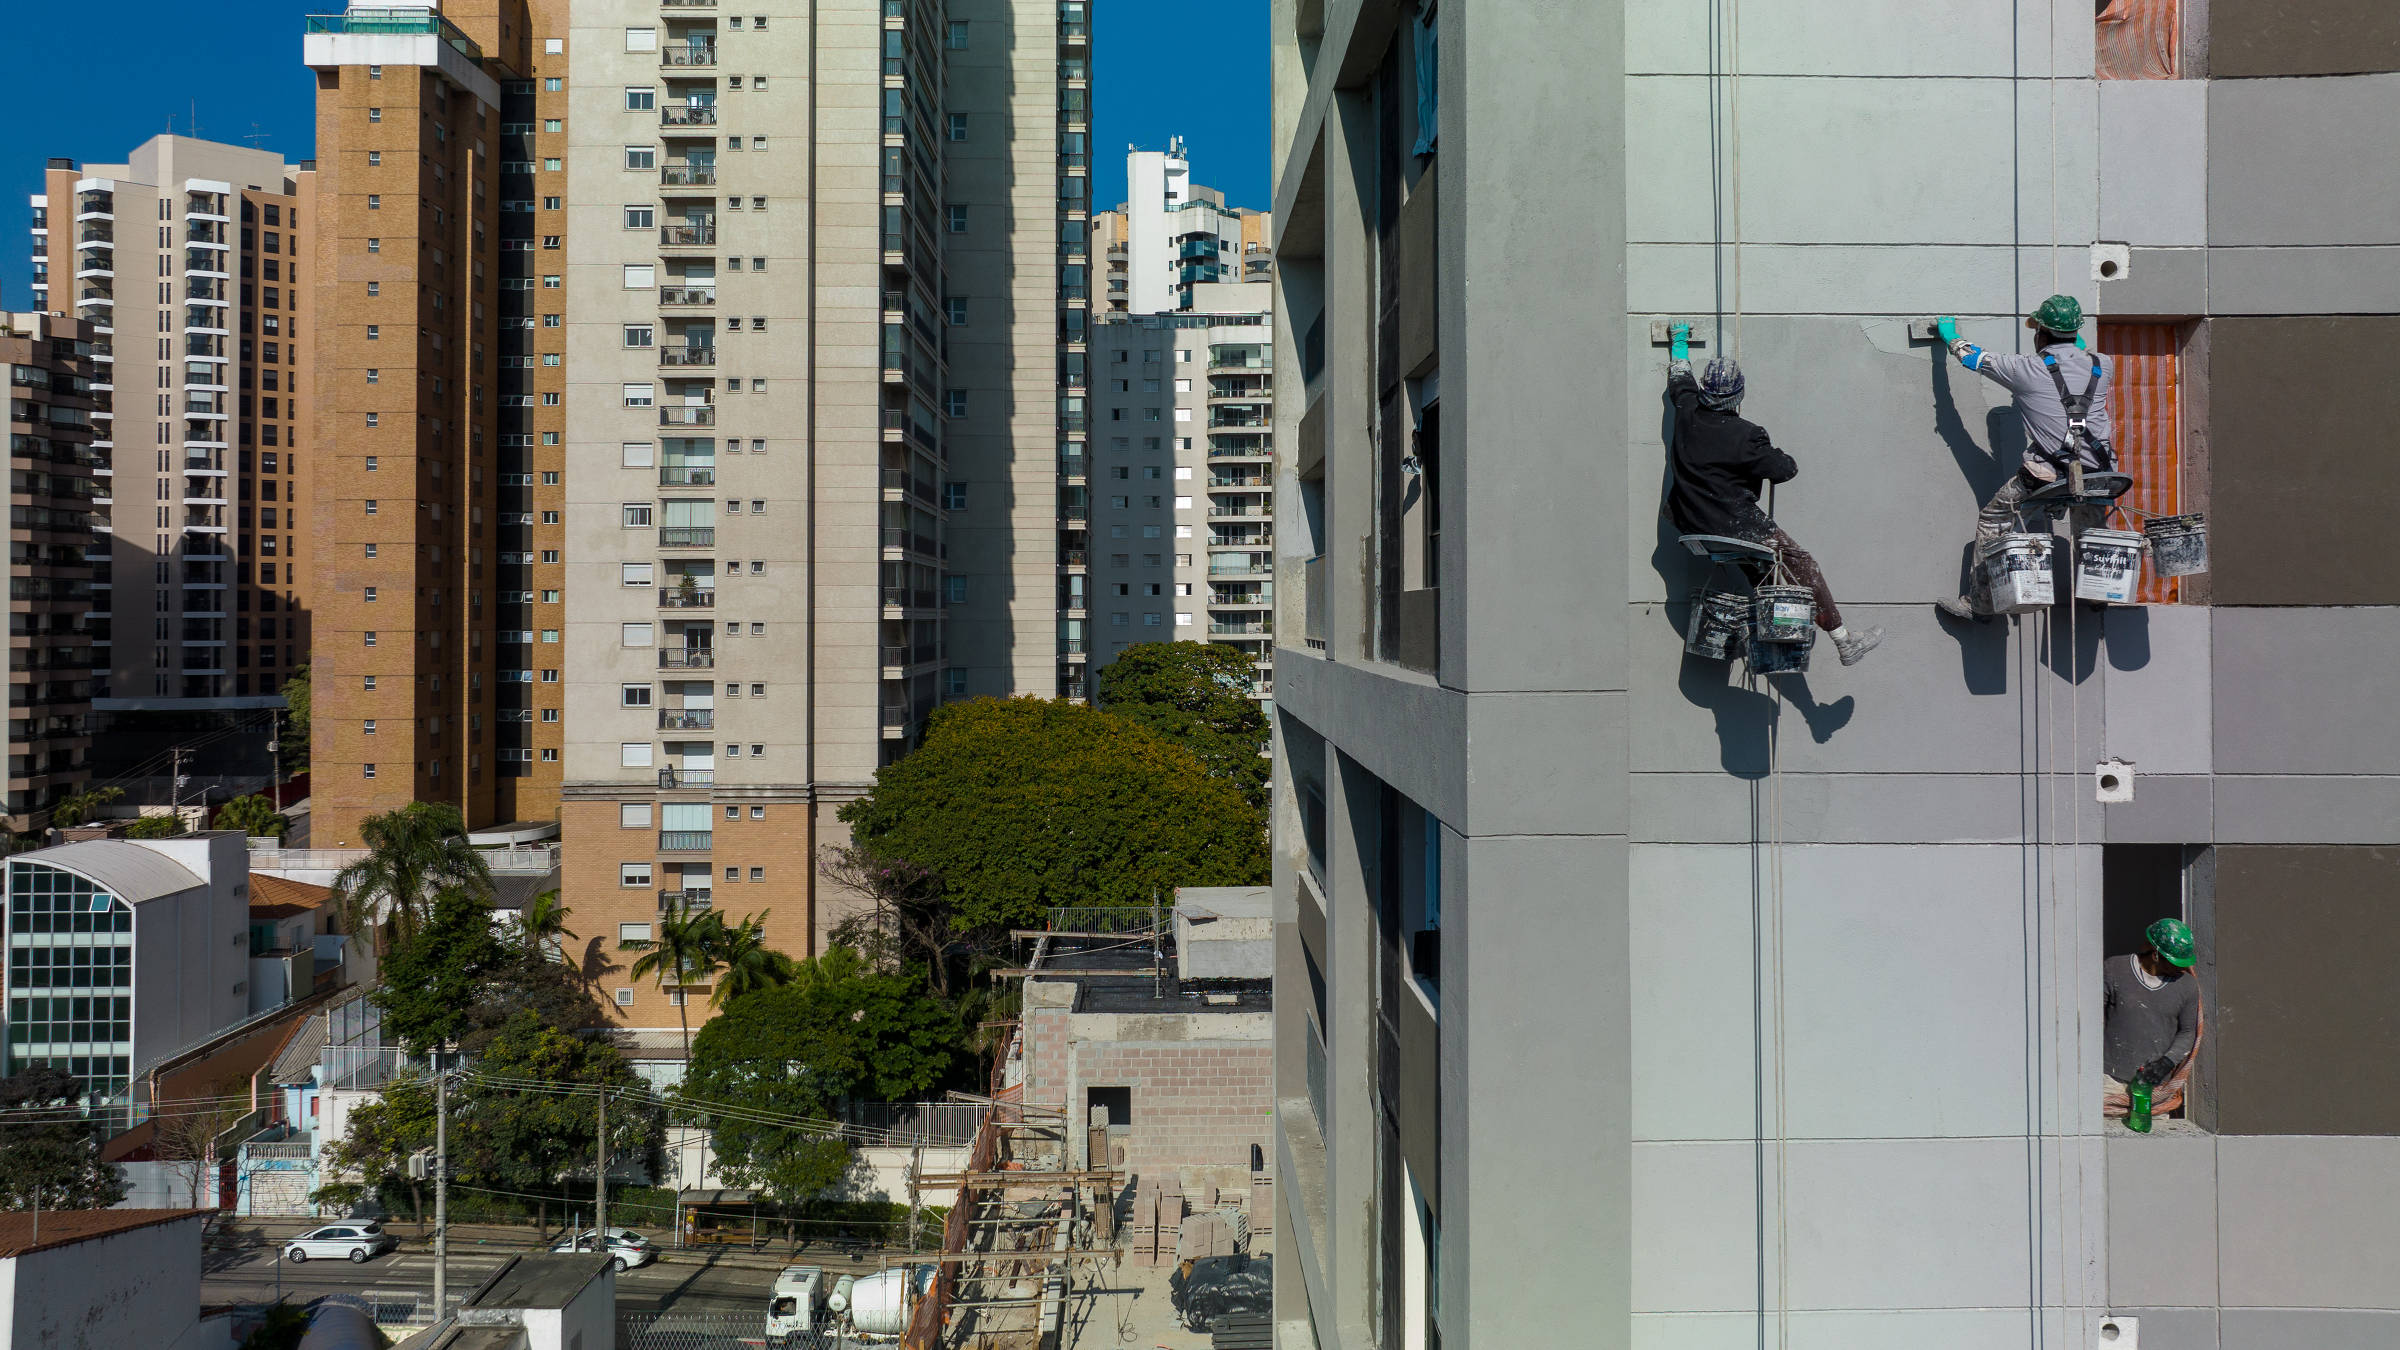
{"left": 629, "top": 908, "right": 725, "bottom": 1062}
{"left": 711, "top": 911, "right": 794, "bottom": 1005}
{"left": 516, "top": 889, "right": 576, "bottom": 962}
{"left": 331, "top": 802, "right": 494, "bottom": 945}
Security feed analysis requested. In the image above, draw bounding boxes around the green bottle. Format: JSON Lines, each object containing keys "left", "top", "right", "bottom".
{"left": 2126, "top": 1080, "right": 2153, "bottom": 1133}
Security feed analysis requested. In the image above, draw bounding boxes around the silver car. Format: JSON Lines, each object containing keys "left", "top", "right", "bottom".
{"left": 550, "top": 1226, "right": 660, "bottom": 1271}
{"left": 284, "top": 1221, "right": 397, "bottom": 1264}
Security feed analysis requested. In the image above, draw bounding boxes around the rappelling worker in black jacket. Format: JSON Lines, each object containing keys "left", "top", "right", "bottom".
{"left": 1668, "top": 324, "right": 1882, "bottom": 666}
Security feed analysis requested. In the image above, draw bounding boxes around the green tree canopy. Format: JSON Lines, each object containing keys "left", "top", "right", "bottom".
{"left": 213, "top": 793, "right": 291, "bottom": 840}
{"left": 279, "top": 666, "right": 311, "bottom": 776}
{"left": 1096, "top": 642, "right": 1271, "bottom": 808}
{"left": 331, "top": 802, "right": 494, "bottom": 942}
{"left": 49, "top": 785, "right": 123, "bottom": 830}
{"left": 318, "top": 1072, "right": 437, "bottom": 1228}
{"left": 0, "top": 1068, "right": 127, "bottom": 1210}
{"left": 123, "top": 815, "right": 184, "bottom": 839}
{"left": 837, "top": 697, "right": 1268, "bottom": 931}
{"left": 682, "top": 945, "right": 962, "bottom": 1207}
{"left": 373, "top": 888, "right": 509, "bottom": 1054}
{"left": 454, "top": 1011, "right": 661, "bottom": 1226}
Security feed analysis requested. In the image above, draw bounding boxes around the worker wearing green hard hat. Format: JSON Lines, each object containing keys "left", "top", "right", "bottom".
{"left": 2104, "top": 916, "right": 2201, "bottom": 1108}
{"left": 1930, "top": 293, "right": 2120, "bottom": 621}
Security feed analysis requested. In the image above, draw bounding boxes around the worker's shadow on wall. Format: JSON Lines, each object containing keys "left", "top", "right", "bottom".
{"left": 1931, "top": 352, "right": 2027, "bottom": 696}
{"left": 1645, "top": 389, "right": 1853, "bottom": 776}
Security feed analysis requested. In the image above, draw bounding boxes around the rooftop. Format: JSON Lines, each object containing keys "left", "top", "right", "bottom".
{"left": 12, "top": 839, "right": 209, "bottom": 903}
{"left": 0, "top": 1209, "right": 205, "bottom": 1259}
{"left": 251, "top": 873, "right": 334, "bottom": 920}
{"left": 464, "top": 1253, "right": 610, "bottom": 1311}
{"left": 1026, "top": 931, "right": 1272, "bottom": 1016}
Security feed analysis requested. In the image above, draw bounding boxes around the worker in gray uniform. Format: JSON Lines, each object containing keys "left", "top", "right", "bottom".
{"left": 1932, "top": 294, "right": 2117, "bottom": 620}
{"left": 2104, "top": 917, "right": 2200, "bottom": 1097}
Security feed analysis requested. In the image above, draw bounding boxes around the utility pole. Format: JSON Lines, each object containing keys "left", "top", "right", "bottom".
{"left": 433, "top": 1053, "right": 451, "bottom": 1314}
{"left": 594, "top": 1082, "right": 608, "bottom": 1243}
{"left": 267, "top": 708, "right": 282, "bottom": 811}
{"left": 168, "top": 746, "right": 187, "bottom": 822}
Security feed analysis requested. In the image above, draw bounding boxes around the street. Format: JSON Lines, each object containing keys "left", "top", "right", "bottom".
{"left": 203, "top": 1221, "right": 910, "bottom": 1325}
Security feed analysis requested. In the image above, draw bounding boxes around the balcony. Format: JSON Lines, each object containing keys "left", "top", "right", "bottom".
{"left": 659, "top": 526, "right": 715, "bottom": 548}
{"left": 658, "top": 830, "right": 714, "bottom": 851}
{"left": 658, "top": 708, "right": 714, "bottom": 730}
{"left": 658, "top": 649, "right": 716, "bottom": 669}
{"left": 660, "top": 221, "right": 717, "bottom": 247}
{"left": 661, "top": 104, "right": 719, "bottom": 128}
{"left": 662, "top": 43, "right": 718, "bottom": 67}
{"left": 1208, "top": 504, "right": 1272, "bottom": 519}
{"left": 1209, "top": 622, "right": 1273, "bottom": 637}
{"left": 661, "top": 164, "right": 718, "bottom": 187}
{"left": 659, "top": 343, "right": 716, "bottom": 368}
{"left": 1209, "top": 561, "right": 1275, "bottom": 577}
{"left": 657, "top": 890, "right": 714, "bottom": 915}
{"left": 881, "top": 585, "right": 938, "bottom": 610}
{"left": 657, "top": 765, "right": 715, "bottom": 786}
{"left": 659, "top": 285, "right": 716, "bottom": 307}
{"left": 658, "top": 406, "right": 715, "bottom": 427}
{"left": 305, "top": 8, "right": 484, "bottom": 60}
{"left": 658, "top": 588, "right": 715, "bottom": 608}
{"left": 659, "top": 464, "right": 715, "bottom": 486}
{"left": 880, "top": 527, "right": 940, "bottom": 557}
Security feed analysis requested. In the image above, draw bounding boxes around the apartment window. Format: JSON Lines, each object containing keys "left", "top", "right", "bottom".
{"left": 750, "top": 499, "right": 766, "bottom": 514}
{"left": 749, "top": 865, "right": 765, "bottom": 879}
{"left": 625, "top": 27, "right": 657, "bottom": 51}
{"left": 365, "top": 368, "right": 379, "bottom": 384}
{"left": 948, "top": 19, "right": 970, "bottom": 47}
{"left": 363, "top": 586, "right": 379, "bottom": 603}
{"left": 946, "top": 205, "right": 969, "bottom": 233}
{"left": 368, "top": 108, "right": 382, "bottom": 123}
{"left": 1110, "top": 612, "right": 1129, "bottom": 627}
{"left": 621, "top": 683, "right": 653, "bottom": 707}
{"left": 622, "top": 383, "right": 654, "bottom": 407}
{"left": 364, "top": 544, "right": 378, "bottom": 559}
{"left": 621, "top": 803, "right": 656, "bottom": 830}
{"left": 750, "top": 683, "right": 765, "bottom": 698}
{"left": 363, "top": 631, "right": 378, "bottom": 646}
{"left": 367, "top": 152, "right": 381, "bottom": 167}
{"left": 948, "top": 114, "right": 969, "bottom": 141}
{"left": 623, "top": 441, "right": 656, "bottom": 467}
{"left": 623, "top": 503, "right": 654, "bottom": 527}
{"left": 368, "top": 64, "right": 382, "bottom": 78}
{"left": 545, "top": 76, "right": 563, "bottom": 90}
{"left": 364, "top": 499, "right": 379, "bottom": 515}
{"left": 623, "top": 204, "right": 655, "bottom": 229}
{"left": 366, "top": 194, "right": 381, "bottom": 210}
{"left": 624, "top": 263, "right": 655, "bottom": 288}
{"left": 624, "top": 324, "right": 655, "bottom": 348}
{"left": 751, "top": 256, "right": 766, "bottom": 270}
{"left": 750, "top": 316, "right": 768, "bottom": 332}
{"left": 620, "top": 863, "right": 653, "bottom": 888}
{"left": 363, "top": 763, "right": 376, "bottom": 779}
{"left": 621, "top": 743, "right": 654, "bottom": 768}
{"left": 946, "top": 296, "right": 969, "bottom": 325}
{"left": 944, "top": 389, "right": 968, "bottom": 417}
{"left": 364, "top": 675, "right": 377, "bottom": 690}
{"left": 750, "top": 804, "right": 766, "bottom": 818}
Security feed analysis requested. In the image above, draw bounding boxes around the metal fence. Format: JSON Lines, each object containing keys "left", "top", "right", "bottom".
{"left": 1039, "top": 904, "right": 1169, "bottom": 937}
{"left": 839, "top": 1100, "right": 981, "bottom": 1149}
{"left": 617, "top": 1313, "right": 802, "bottom": 1350}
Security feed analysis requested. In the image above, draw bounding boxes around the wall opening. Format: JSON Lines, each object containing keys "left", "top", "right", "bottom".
{"left": 2101, "top": 844, "right": 2209, "bottom": 1127}
{"left": 2098, "top": 322, "right": 2196, "bottom": 604}
{"left": 2097, "top": 0, "right": 2182, "bottom": 80}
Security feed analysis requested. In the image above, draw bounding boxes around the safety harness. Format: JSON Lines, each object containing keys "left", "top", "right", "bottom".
{"left": 2039, "top": 351, "right": 2117, "bottom": 475}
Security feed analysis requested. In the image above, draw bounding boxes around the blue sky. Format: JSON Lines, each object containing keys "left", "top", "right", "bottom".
{"left": 0, "top": 0, "right": 1270, "bottom": 309}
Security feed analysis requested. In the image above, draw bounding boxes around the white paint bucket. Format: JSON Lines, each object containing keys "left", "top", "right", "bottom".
{"left": 1981, "top": 533, "right": 2056, "bottom": 614}
{"left": 2144, "top": 513, "right": 2209, "bottom": 578}
{"left": 2074, "top": 528, "right": 2147, "bottom": 604}
{"left": 1684, "top": 588, "right": 1750, "bottom": 660}
{"left": 1751, "top": 584, "right": 1816, "bottom": 644}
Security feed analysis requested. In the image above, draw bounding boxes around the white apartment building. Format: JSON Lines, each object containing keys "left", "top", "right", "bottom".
{"left": 1095, "top": 137, "right": 1273, "bottom": 317}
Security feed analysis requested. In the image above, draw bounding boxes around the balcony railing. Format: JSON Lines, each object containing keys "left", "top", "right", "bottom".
{"left": 1209, "top": 623, "right": 1273, "bottom": 636}
{"left": 660, "top": 222, "right": 717, "bottom": 246}
{"left": 305, "top": 8, "right": 485, "bottom": 60}
{"left": 659, "top": 286, "right": 716, "bottom": 306}
{"left": 659, "top": 406, "right": 715, "bottom": 426}
{"left": 658, "top": 708, "right": 714, "bottom": 730}
{"left": 659, "top": 343, "right": 716, "bottom": 367}
{"left": 659, "top": 526, "right": 715, "bottom": 547}
{"left": 657, "top": 765, "right": 715, "bottom": 785}
{"left": 881, "top": 586, "right": 938, "bottom": 609}
{"left": 662, "top": 44, "right": 718, "bottom": 67}
{"left": 1208, "top": 504, "right": 1270, "bottom": 517}
{"left": 659, "top": 649, "right": 716, "bottom": 669}
{"left": 659, "top": 830, "right": 714, "bottom": 851}
{"left": 661, "top": 165, "right": 718, "bottom": 187}
{"left": 658, "top": 890, "right": 714, "bottom": 914}
{"left": 659, "top": 464, "right": 715, "bottom": 486}
{"left": 659, "top": 589, "right": 715, "bottom": 608}
{"left": 661, "top": 105, "right": 719, "bottom": 127}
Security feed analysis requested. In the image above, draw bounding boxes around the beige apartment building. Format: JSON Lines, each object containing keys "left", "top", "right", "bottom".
{"left": 3, "top": 312, "right": 104, "bottom": 831}
{"left": 558, "top": 0, "right": 1089, "bottom": 1029}
{"left": 1093, "top": 141, "right": 1274, "bottom": 318}
{"left": 1080, "top": 284, "right": 1274, "bottom": 700}
{"left": 29, "top": 139, "right": 317, "bottom": 792}
{"left": 303, "top": 0, "right": 567, "bottom": 847}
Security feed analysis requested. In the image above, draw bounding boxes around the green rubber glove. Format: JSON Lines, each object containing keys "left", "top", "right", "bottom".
{"left": 1935, "top": 316, "right": 1960, "bottom": 344}
{"left": 1669, "top": 322, "right": 1691, "bottom": 363}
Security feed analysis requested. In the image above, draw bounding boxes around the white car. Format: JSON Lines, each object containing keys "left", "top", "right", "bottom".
{"left": 284, "top": 1221, "right": 396, "bottom": 1264}
{"left": 550, "top": 1226, "right": 660, "bottom": 1271}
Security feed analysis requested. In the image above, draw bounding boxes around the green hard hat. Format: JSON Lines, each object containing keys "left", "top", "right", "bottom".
{"left": 2146, "top": 917, "right": 2195, "bottom": 968}
{"left": 2033, "top": 294, "right": 2084, "bottom": 335}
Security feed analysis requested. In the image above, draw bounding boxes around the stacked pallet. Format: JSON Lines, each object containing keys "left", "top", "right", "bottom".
{"left": 1247, "top": 1171, "right": 1274, "bottom": 1236}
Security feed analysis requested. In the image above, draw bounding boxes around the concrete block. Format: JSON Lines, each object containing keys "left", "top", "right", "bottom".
{"left": 2209, "top": 75, "right": 2400, "bottom": 247}
{"left": 2218, "top": 1135, "right": 2400, "bottom": 1309}
{"left": 2106, "top": 1133, "right": 2219, "bottom": 1307}
{"left": 2212, "top": 776, "right": 2400, "bottom": 844}
{"left": 2102, "top": 604, "right": 2211, "bottom": 775}
{"left": 1630, "top": 1140, "right": 1771, "bottom": 1312}
{"left": 2205, "top": 246, "right": 2400, "bottom": 315}
{"left": 2101, "top": 248, "right": 2208, "bottom": 319}
{"left": 2221, "top": 1309, "right": 2400, "bottom": 1350}
{"left": 2102, "top": 774, "right": 2213, "bottom": 844}
{"left": 2100, "top": 81, "right": 2209, "bottom": 248}
{"left": 2213, "top": 608, "right": 2400, "bottom": 774}
{"left": 1461, "top": 691, "right": 1629, "bottom": 836}
{"left": 1784, "top": 1138, "right": 2035, "bottom": 1311}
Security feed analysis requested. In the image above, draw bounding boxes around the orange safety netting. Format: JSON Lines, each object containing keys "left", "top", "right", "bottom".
{"left": 2099, "top": 323, "right": 2184, "bottom": 604}
{"left": 2097, "top": 0, "right": 2180, "bottom": 80}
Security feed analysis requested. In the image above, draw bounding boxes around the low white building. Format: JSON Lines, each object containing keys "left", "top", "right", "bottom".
{"left": 1, "top": 833, "right": 252, "bottom": 1121}
{"left": 0, "top": 1209, "right": 210, "bottom": 1349}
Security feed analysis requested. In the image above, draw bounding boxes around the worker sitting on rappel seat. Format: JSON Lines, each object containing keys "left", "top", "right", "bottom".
{"left": 2104, "top": 917, "right": 2203, "bottom": 1119}
{"left": 1667, "top": 326, "right": 1882, "bottom": 666}
{"left": 1934, "top": 294, "right": 2126, "bottom": 621}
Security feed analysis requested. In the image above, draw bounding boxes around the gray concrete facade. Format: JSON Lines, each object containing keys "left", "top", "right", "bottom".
{"left": 1271, "top": 3, "right": 2400, "bottom": 1348}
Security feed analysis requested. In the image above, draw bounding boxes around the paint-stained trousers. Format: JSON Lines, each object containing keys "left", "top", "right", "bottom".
{"left": 1728, "top": 503, "right": 1843, "bottom": 633}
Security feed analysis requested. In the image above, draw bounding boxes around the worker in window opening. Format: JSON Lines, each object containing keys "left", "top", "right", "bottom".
{"left": 1666, "top": 326, "right": 1883, "bottom": 665}
{"left": 2104, "top": 917, "right": 2200, "bottom": 1103}
{"left": 1933, "top": 294, "right": 2118, "bottom": 620}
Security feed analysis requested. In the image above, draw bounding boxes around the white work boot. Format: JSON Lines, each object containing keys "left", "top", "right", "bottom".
{"left": 1934, "top": 596, "right": 1987, "bottom": 623}
{"left": 1831, "top": 625, "right": 1884, "bottom": 666}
